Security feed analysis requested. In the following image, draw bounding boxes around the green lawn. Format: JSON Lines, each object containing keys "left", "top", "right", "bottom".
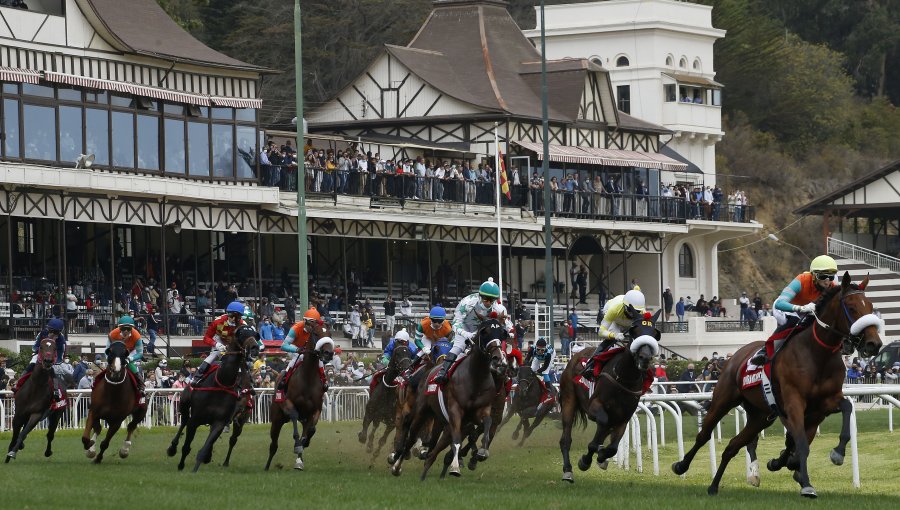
{"left": 1, "top": 409, "right": 898, "bottom": 509}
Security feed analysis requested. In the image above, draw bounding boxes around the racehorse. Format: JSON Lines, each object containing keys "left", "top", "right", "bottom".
{"left": 5, "top": 338, "right": 64, "bottom": 462}
{"left": 223, "top": 368, "right": 255, "bottom": 467}
{"left": 167, "top": 325, "right": 260, "bottom": 472}
{"left": 264, "top": 336, "right": 334, "bottom": 471}
{"left": 82, "top": 341, "right": 148, "bottom": 463}
{"left": 558, "top": 310, "right": 662, "bottom": 483}
{"left": 672, "top": 273, "right": 882, "bottom": 498}
{"left": 359, "top": 344, "right": 412, "bottom": 459}
{"left": 389, "top": 318, "right": 506, "bottom": 479}
{"left": 500, "top": 365, "right": 556, "bottom": 446}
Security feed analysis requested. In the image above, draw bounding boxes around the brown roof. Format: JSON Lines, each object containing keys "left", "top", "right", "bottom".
{"left": 663, "top": 73, "right": 724, "bottom": 88}
{"left": 617, "top": 112, "right": 671, "bottom": 134}
{"left": 795, "top": 160, "right": 900, "bottom": 215}
{"left": 79, "top": 0, "right": 270, "bottom": 72}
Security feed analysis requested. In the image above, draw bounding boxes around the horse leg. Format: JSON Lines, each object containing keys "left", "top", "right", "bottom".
{"left": 366, "top": 421, "right": 379, "bottom": 453}
{"left": 521, "top": 405, "right": 553, "bottom": 446}
{"left": 391, "top": 405, "right": 429, "bottom": 475}
{"left": 579, "top": 406, "right": 609, "bottom": 471}
{"left": 767, "top": 434, "right": 795, "bottom": 472}
{"left": 373, "top": 422, "right": 394, "bottom": 459}
{"left": 303, "top": 409, "right": 320, "bottom": 448}
{"left": 596, "top": 423, "right": 626, "bottom": 469}
{"left": 708, "top": 410, "right": 770, "bottom": 496}
{"left": 193, "top": 421, "right": 227, "bottom": 473}
{"left": 264, "top": 417, "right": 285, "bottom": 471}
{"left": 177, "top": 423, "right": 198, "bottom": 471}
{"left": 82, "top": 409, "right": 95, "bottom": 451}
{"left": 119, "top": 410, "right": 142, "bottom": 459}
{"left": 423, "top": 424, "right": 456, "bottom": 480}
{"left": 559, "top": 389, "right": 578, "bottom": 482}
{"left": 44, "top": 408, "right": 63, "bottom": 458}
{"left": 359, "top": 408, "right": 373, "bottom": 445}
{"left": 746, "top": 433, "right": 761, "bottom": 487}
{"left": 672, "top": 391, "right": 738, "bottom": 475}
{"left": 167, "top": 420, "right": 187, "bottom": 458}
{"left": 223, "top": 419, "right": 245, "bottom": 467}
{"left": 8, "top": 413, "right": 42, "bottom": 461}
{"left": 95, "top": 418, "right": 123, "bottom": 464}
{"left": 781, "top": 396, "right": 816, "bottom": 497}
{"left": 476, "top": 413, "right": 493, "bottom": 461}
{"left": 830, "top": 397, "right": 852, "bottom": 466}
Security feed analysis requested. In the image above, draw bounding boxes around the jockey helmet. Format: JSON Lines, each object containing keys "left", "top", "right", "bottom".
{"left": 303, "top": 308, "right": 322, "bottom": 323}
{"left": 535, "top": 337, "right": 547, "bottom": 348}
{"left": 47, "top": 318, "right": 65, "bottom": 332}
{"left": 810, "top": 255, "right": 838, "bottom": 279}
{"left": 226, "top": 301, "right": 244, "bottom": 314}
{"left": 478, "top": 278, "right": 500, "bottom": 300}
{"left": 394, "top": 329, "right": 410, "bottom": 344}
{"left": 117, "top": 316, "right": 136, "bottom": 327}
{"left": 623, "top": 289, "right": 646, "bottom": 318}
{"left": 429, "top": 306, "right": 446, "bottom": 320}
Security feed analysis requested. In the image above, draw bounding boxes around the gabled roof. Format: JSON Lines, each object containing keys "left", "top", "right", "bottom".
{"left": 796, "top": 160, "right": 900, "bottom": 215}
{"left": 77, "top": 0, "right": 271, "bottom": 73}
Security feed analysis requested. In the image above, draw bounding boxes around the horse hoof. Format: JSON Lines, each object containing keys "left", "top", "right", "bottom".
{"left": 6, "top": 452, "right": 15, "bottom": 462}
{"left": 358, "top": 432, "right": 366, "bottom": 444}
{"left": 800, "top": 487, "right": 817, "bottom": 498}
{"left": 119, "top": 449, "right": 129, "bottom": 459}
{"left": 387, "top": 453, "right": 397, "bottom": 465}
{"left": 511, "top": 431, "right": 519, "bottom": 440}
{"left": 748, "top": 474, "right": 760, "bottom": 488}
{"left": 766, "top": 459, "right": 782, "bottom": 472}
{"left": 449, "top": 467, "right": 461, "bottom": 477}
{"left": 44, "top": 449, "right": 52, "bottom": 458}
{"left": 166, "top": 445, "right": 177, "bottom": 457}
{"left": 391, "top": 466, "right": 402, "bottom": 477}
{"left": 830, "top": 449, "right": 844, "bottom": 466}
{"left": 747, "top": 460, "right": 760, "bottom": 487}
{"left": 467, "top": 457, "right": 478, "bottom": 471}
{"left": 562, "top": 472, "right": 574, "bottom": 483}
{"left": 476, "top": 448, "right": 489, "bottom": 461}
{"left": 93, "top": 456, "right": 103, "bottom": 464}
{"left": 86, "top": 449, "right": 96, "bottom": 459}
{"left": 597, "top": 459, "right": 609, "bottom": 471}
{"left": 672, "top": 461, "right": 688, "bottom": 475}
{"left": 577, "top": 457, "right": 591, "bottom": 472}
{"left": 417, "top": 449, "right": 429, "bottom": 461}
{"left": 707, "top": 485, "right": 719, "bottom": 496}
{"left": 294, "top": 458, "right": 304, "bottom": 471}
{"left": 177, "top": 462, "right": 185, "bottom": 471}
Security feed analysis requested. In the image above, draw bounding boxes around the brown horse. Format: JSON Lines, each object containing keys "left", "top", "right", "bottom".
{"left": 389, "top": 318, "right": 506, "bottom": 479}
{"left": 500, "top": 365, "right": 556, "bottom": 446}
{"left": 388, "top": 351, "right": 439, "bottom": 465}
{"left": 558, "top": 310, "right": 662, "bottom": 483}
{"left": 359, "top": 344, "right": 412, "bottom": 458}
{"left": 264, "top": 336, "right": 334, "bottom": 471}
{"left": 5, "top": 338, "right": 64, "bottom": 462}
{"left": 672, "top": 273, "right": 882, "bottom": 498}
{"left": 223, "top": 368, "right": 254, "bottom": 467}
{"left": 82, "top": 341, "right": 147, "bottom": 463}
{"left": 167, "top": 325, "right": 260, "bottom": 472}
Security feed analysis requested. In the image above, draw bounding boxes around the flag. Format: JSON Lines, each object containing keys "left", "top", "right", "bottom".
{"left": 498, "top": 143, "right": 511, "bottom": 200}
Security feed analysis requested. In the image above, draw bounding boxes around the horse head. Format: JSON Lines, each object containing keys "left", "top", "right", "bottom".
{"left": 106, "top": 341, "right": 130, "bottom": 378}
{"left": 38, "top": 337, "right": 56, "bottom": 369}
{"left": 314, "top": 337, "right": 335, "bottom": 363}
{"left": 831, "top": 273, "right": 883, "bottom": 358}
{"left": 391, "top": 344, "right": 413, "bottom": 372}
{"left": 515, "top": 365, "right": 535, "bottom": 393}
{"left": 475, "top": 318, "right": 507, "bottom": 374}
{"left": 627, "top": 309, "right": 662, "bottom": 372}
{"left": 233, "top": 325, "right": 261, "bottom": 367}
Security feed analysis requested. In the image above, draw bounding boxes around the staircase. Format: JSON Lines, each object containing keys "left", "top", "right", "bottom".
{"left": 831, "top": 253, "right": 900, "bottom": 342}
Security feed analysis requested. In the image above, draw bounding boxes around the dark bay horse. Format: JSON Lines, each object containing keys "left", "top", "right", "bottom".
{"left": 264, "top": 336, "right": 334, "bottom": 471}
{"left": 167, "top": 326, "right": 260, "bottom": 472}
{"left": 500, "top": 365, "right": 556, "bottom": 446}
{"left": 672, "top": 273, "right": 882, "bottom": 498}
{"left": 6, "top": 338, "right": 64, "bottom": 462}
{"left": 359, "top": 344, "right": 412, "bottom": 458}
{"left": 82, "top": 341, "right": 147, "bottom": 463}
{"left": 388, "top": 350, "right": 439, "bottom": 464}
{"left": 559, "top": 310, "right": 662, "bottom": 483}
{"left": 389, "top": 318, "right": 506, "bottom": 479}
{"left": 223, "top": 368, "right": 254, "bottom": 468}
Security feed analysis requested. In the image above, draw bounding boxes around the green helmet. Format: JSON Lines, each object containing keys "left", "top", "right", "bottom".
{"left": 117, "top": 316, "right": 136, "bottom": 326}
{"left": 479, "top": 278, "right": 500, "bottom": 299}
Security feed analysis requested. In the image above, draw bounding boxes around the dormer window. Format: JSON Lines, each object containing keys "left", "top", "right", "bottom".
{"left": 693, "top": 59, "right": 702, "bottom": 71}
{"left": 616, "top": 56, "right": 630, "bottom": 67}
{"left": 679, "top": 57, "right": 687, "bottom": 69}
{"left": 666, "top": 55, "right": 674, "bottom": 67}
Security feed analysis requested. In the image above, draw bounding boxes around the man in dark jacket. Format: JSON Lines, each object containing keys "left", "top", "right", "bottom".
{"left": 663, "top": 288, "right": 674, "bottom": 321}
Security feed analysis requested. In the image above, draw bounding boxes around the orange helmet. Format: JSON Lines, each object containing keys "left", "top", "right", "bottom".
{"left": 303, "top": 308, "right": 321, "bottom": 322}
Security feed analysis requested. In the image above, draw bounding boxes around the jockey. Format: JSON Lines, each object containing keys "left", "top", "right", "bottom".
{"left": 524, "top": 337, "right": 557, "bottom": 399}
{"left": 382, "top": 328, "right": 418, "bottom": 365}
{"left": 107, "top": 315, "right": 146, "bottom": 399}
{"left": 408, "top": 307, "right": 453, "bottom": 371}
{"left": 580, "top": 288, "right": 645, "bottom": 379}
{"left": 275, "top": 308, "right": 324, "bottom": 394}
{"left": 436, "top": 278, "right": 509, "bottom": 384}
{"left": 193, "top": 301, "right": 247, "bottom": 383}
{"left": 15, "top": 318, "right": 67, "bottom": 390}
{"left": 749, "top": 255, "right": 838, "bottom": 365}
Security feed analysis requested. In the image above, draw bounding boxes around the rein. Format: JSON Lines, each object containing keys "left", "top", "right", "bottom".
{"left": 104, "top": 369, "right": 128, "bottom": 385}
{"left": 810, "top": 289, "right": 866, "bottom": 353}
{"left": 599, "top": 372, "right": 642, "bottom": 397}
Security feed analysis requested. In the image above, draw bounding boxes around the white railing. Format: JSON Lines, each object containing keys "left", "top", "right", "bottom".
{"left": 828, "top": 237, "right": 900, "bottom": 274}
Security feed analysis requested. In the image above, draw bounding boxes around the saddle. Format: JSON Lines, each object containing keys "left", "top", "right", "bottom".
{"left": 15, "top": 371, "right": 68, "bottom": 410}
{"left": 94, "top": 369, "right": 146, "bottom": 408}
{"left": 189, "top": 365, "right": 240, "bottom": 399}
{"left": 274, "top": 361, "right": 327, "bottom": 403}
{"left": 572, "top": 351, "right": 654, "bottom": 397}
{"left": 424, "top": 352, "right": 469, "bottom": 395}
{"left": 742, "top": 327, "right": 799, "bottom": 416}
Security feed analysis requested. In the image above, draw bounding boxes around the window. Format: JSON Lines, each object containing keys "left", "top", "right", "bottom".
{"left": 85, "top": 108, "right": 109, "bottom": 166}
{"left": 236, "top": 126, "right": 257, "bottom": 179}
{"left": 664, "top": 84, "right": 676, "bottom": 102}
{"left": 693, "top": 59, "right": 701, "bottom": 71}
{"left": 188, "top": 121, "right": 210, "bottom": 176}
{"left": 136, "top": 114, "right": 159, "bottom": 170}
{"left": 3, "top": 98, "right": 20, "bottom": 158}
{"left": 616, "top": 56, "right": 630, "bottom": 67}
{"left": 590, "top": 56, "right": 604, "bottom": 68}
{"left": 712, "top": 89, "right": 722, "bottom": 106}
{"left": 111, "top": 111, "right": 135, "bottom": 168}
{"left": 679, "top": 57, "right": 687, "bottom": 69}
{"left": 16, "top": 221, "right": 34, "bottom": 254}
{"left": 164, "top": 118, "right": 186, "bottom": 174}
{"left": 211, "top": 123, "right": 234, "bottom": 178}
{"left": 23, "top": 104, "right": 56, "bottom": 160}
{"left": 22, "top": 84, "right": 53, "bottom": 98}
{"left": 211, "top": 107, "right": 233, "bottom": 120}
{"left": 117, "top": 227, "right": 133, "bottom": 258}
{"left": 235, "top": 109, "right": 256, "bottom": 122}
{"left": 616, "top": 85, "right": 631, "bottom": 114}
{"left": 666, "top": 55, "right": 674, "bottom": 67}
{"left": 679, "top": 244, "right": 695, "bottom": 277}
{"left": 212, "top": 231, "right": 225, "bottom": 260}
{"left": 58, "top": 88, "right": 81, "bottom": 102}
{"left": 59, "top": 106, "right": 83, "bottom": 165}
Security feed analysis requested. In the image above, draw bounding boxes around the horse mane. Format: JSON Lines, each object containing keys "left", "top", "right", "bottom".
{"left": 815, "top": 283, "right": 854, "bottom": 311}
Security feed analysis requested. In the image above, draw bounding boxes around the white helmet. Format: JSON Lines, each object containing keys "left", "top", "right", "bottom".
{"left": 624, "top": 289, "right": 646, "bottom": 317}
{"left": 395, "top": 329, "right": 410, "bottom": 343}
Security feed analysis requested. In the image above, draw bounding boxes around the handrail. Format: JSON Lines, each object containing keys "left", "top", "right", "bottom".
{"left": 828, "top": 237, "right": 900, "bottom": 274}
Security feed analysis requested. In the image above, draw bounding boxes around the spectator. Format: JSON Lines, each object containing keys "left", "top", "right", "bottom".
{"left": 383, "top": 295, "right": 396, "bottom": 332}
{"left": 753, "top": 292, "right": 763, "bottom": 314}
{"left": 846, "top": 363, "right": 862, "bottom": 382}
{"left": 739, "top": 291, "right": 751, "bottom": 324}
{"left": 558, "top": 320, "right": 571, "bottom": 357}
{"left": 259, "top": 316, "right": 276, "bottom": 340}
{"left": 258, "top": 297, "right": 275, "bottom": 319}
{"left": 349, "top": 305, "right": 362, "bottom": 347}
{"left": 663, "top": 287, "right": 674, "bottom": 321}
{"left": 678, "top": 363, "right": 697, "bottom": 393}
{"left": 885, "top": 362, "right": 899, "bottom": 383}
{"left": 576, "top": 266, "right": 588, "bottom": 304}
{"left": 78, "top": 369, "right": 95, "bottom": 390}
{"left": 654, "top": 362, "right": 667, "bottom": 382}
{"left": 399, "top": 296, "right": 412, "bottom": 319}
{"left": 675, "top": 297, "right": 685, "bottom": 322}
{"left": 568, "top": 309, "right": 579, "bottom": 344}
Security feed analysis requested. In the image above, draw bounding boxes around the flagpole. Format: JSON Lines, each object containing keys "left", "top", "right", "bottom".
{"left": 494, "top": 122, "right": 503, "bottom": 303}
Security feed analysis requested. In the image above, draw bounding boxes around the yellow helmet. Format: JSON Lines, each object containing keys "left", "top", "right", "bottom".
{"left": 809, "top": 255, "right": 837, "bottom": 274}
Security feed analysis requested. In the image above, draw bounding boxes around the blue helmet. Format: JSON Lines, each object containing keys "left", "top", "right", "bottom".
{"left": 429, "top": 306, "right": 446, "bottom": 320}
{"left": 47, "top": 318, "right": 65, "bottom": 331}
{"left": 478, "top": 278, "right": 500, "bottom": 299}
{"left": 226, "top": 301, "right": 244, "bottom": 314}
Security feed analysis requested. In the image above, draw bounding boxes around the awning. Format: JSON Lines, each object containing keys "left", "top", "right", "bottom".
{"left": 663, "top": 73, "right": 724, "bottom": 88}
{"left": 660, "top": 145, "right": 703, "bottom": 174}
{"left": 0, "top": 66, "right": 40, "bottom": 84}
{"left": 211, "top": 96, "right": 263, "bottom": 108}
{"left": 512, "top": 141, "right": 688, "bottom": 171}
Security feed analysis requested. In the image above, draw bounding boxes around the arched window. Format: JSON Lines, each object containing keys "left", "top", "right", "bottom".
{"left": 590, "top": 56, "right": 604, "bottom": 67}
{"left": 693, "top": 58, "right": 702, "bottom": 71}
{"left": 679, "top": 57, "right": 687, "bottom": 69}
{"left": 616, "top": 55, "right": 630, "bottom": 67}
{"left": 679, "top": 244, "right": 695, "bottom": 277}
{"left": 666, "top": 55, "right": 674, "bottom": 67}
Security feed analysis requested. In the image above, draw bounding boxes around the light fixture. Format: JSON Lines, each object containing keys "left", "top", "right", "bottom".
{"left": 171, "top": 219, "right": 182, "bottom": 234}
{"left": 75, "top": 153, "right": 95, "bottom": 169}
{"left": 767, "top": 234, "right": 779, "bottom": 241}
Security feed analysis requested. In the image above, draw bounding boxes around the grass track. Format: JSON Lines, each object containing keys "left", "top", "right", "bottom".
{"left": 1, "top": 409, "right": 898, "bottom": 509}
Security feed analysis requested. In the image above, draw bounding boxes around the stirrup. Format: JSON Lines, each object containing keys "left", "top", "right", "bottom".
{"left": 750, "top": 351, "right": 767, "bottom": 366}
{"left": 579, "top": 359, "right": 594, "bottom": 379}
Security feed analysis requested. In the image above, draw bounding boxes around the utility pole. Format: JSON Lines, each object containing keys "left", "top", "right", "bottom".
{"left": 294, "top": 0, "right": 308, "bottom": 311}
{"left": 540, "top": 1, "right": 554, "bottom": 333}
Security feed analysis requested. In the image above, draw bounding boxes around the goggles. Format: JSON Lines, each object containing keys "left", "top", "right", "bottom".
{"left": 119, "top": 326, "right": 132, "bottom": 332}
{"left": 480, "top": 296, "right": 497, "bottom": 305}
{"left": 536, "top": 347, "right": 546, "bottom": 355}
{"left": 430, "top": 318, "right": 445, "bottom": 327}
{"left": 228, "top": 312, "right": 243, "bottom": 320}
{"left": 48, "top": 329, "right": 62, "bottom": 335}
{"left": 814, "top": 272, "right": 836, "bottom": 282}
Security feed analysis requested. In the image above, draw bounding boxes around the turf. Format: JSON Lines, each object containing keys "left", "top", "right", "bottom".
{"left": 1, "top": 409, "right": 897, "bottom": 509}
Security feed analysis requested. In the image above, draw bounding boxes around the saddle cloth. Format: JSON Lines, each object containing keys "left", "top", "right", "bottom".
{"left": 572, "top": 350, "right": 655, "bottom": 397}
{"left": 424, "top": 352, "right": 469, "bottom": 395}
{"left": 741, "top": 326, "right": 797, "bottom": 390}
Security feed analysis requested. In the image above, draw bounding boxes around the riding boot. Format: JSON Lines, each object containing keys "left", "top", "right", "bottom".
{"left": 133, "top": 369, "right": 147, "bottom": 403}
{"left": 191, "top": 362, "right": 210, "bottom": 385}
{"left": 749, "top": 350, "right": 767, "bottom": 366}
{"left": 580, "top": 339, "right": 614, "bottom": 379}
{"left": 433, "top": 353, "right": 456, "bottom": 384}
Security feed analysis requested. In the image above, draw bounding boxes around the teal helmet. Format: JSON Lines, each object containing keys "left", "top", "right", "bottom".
{"left": 478, "top": 278, "right": 500, "bottom": 299}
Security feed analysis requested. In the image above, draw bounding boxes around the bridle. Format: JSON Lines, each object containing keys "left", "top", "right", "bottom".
{"left": 811, "top": 289, "right": 870, "bottom": 354}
